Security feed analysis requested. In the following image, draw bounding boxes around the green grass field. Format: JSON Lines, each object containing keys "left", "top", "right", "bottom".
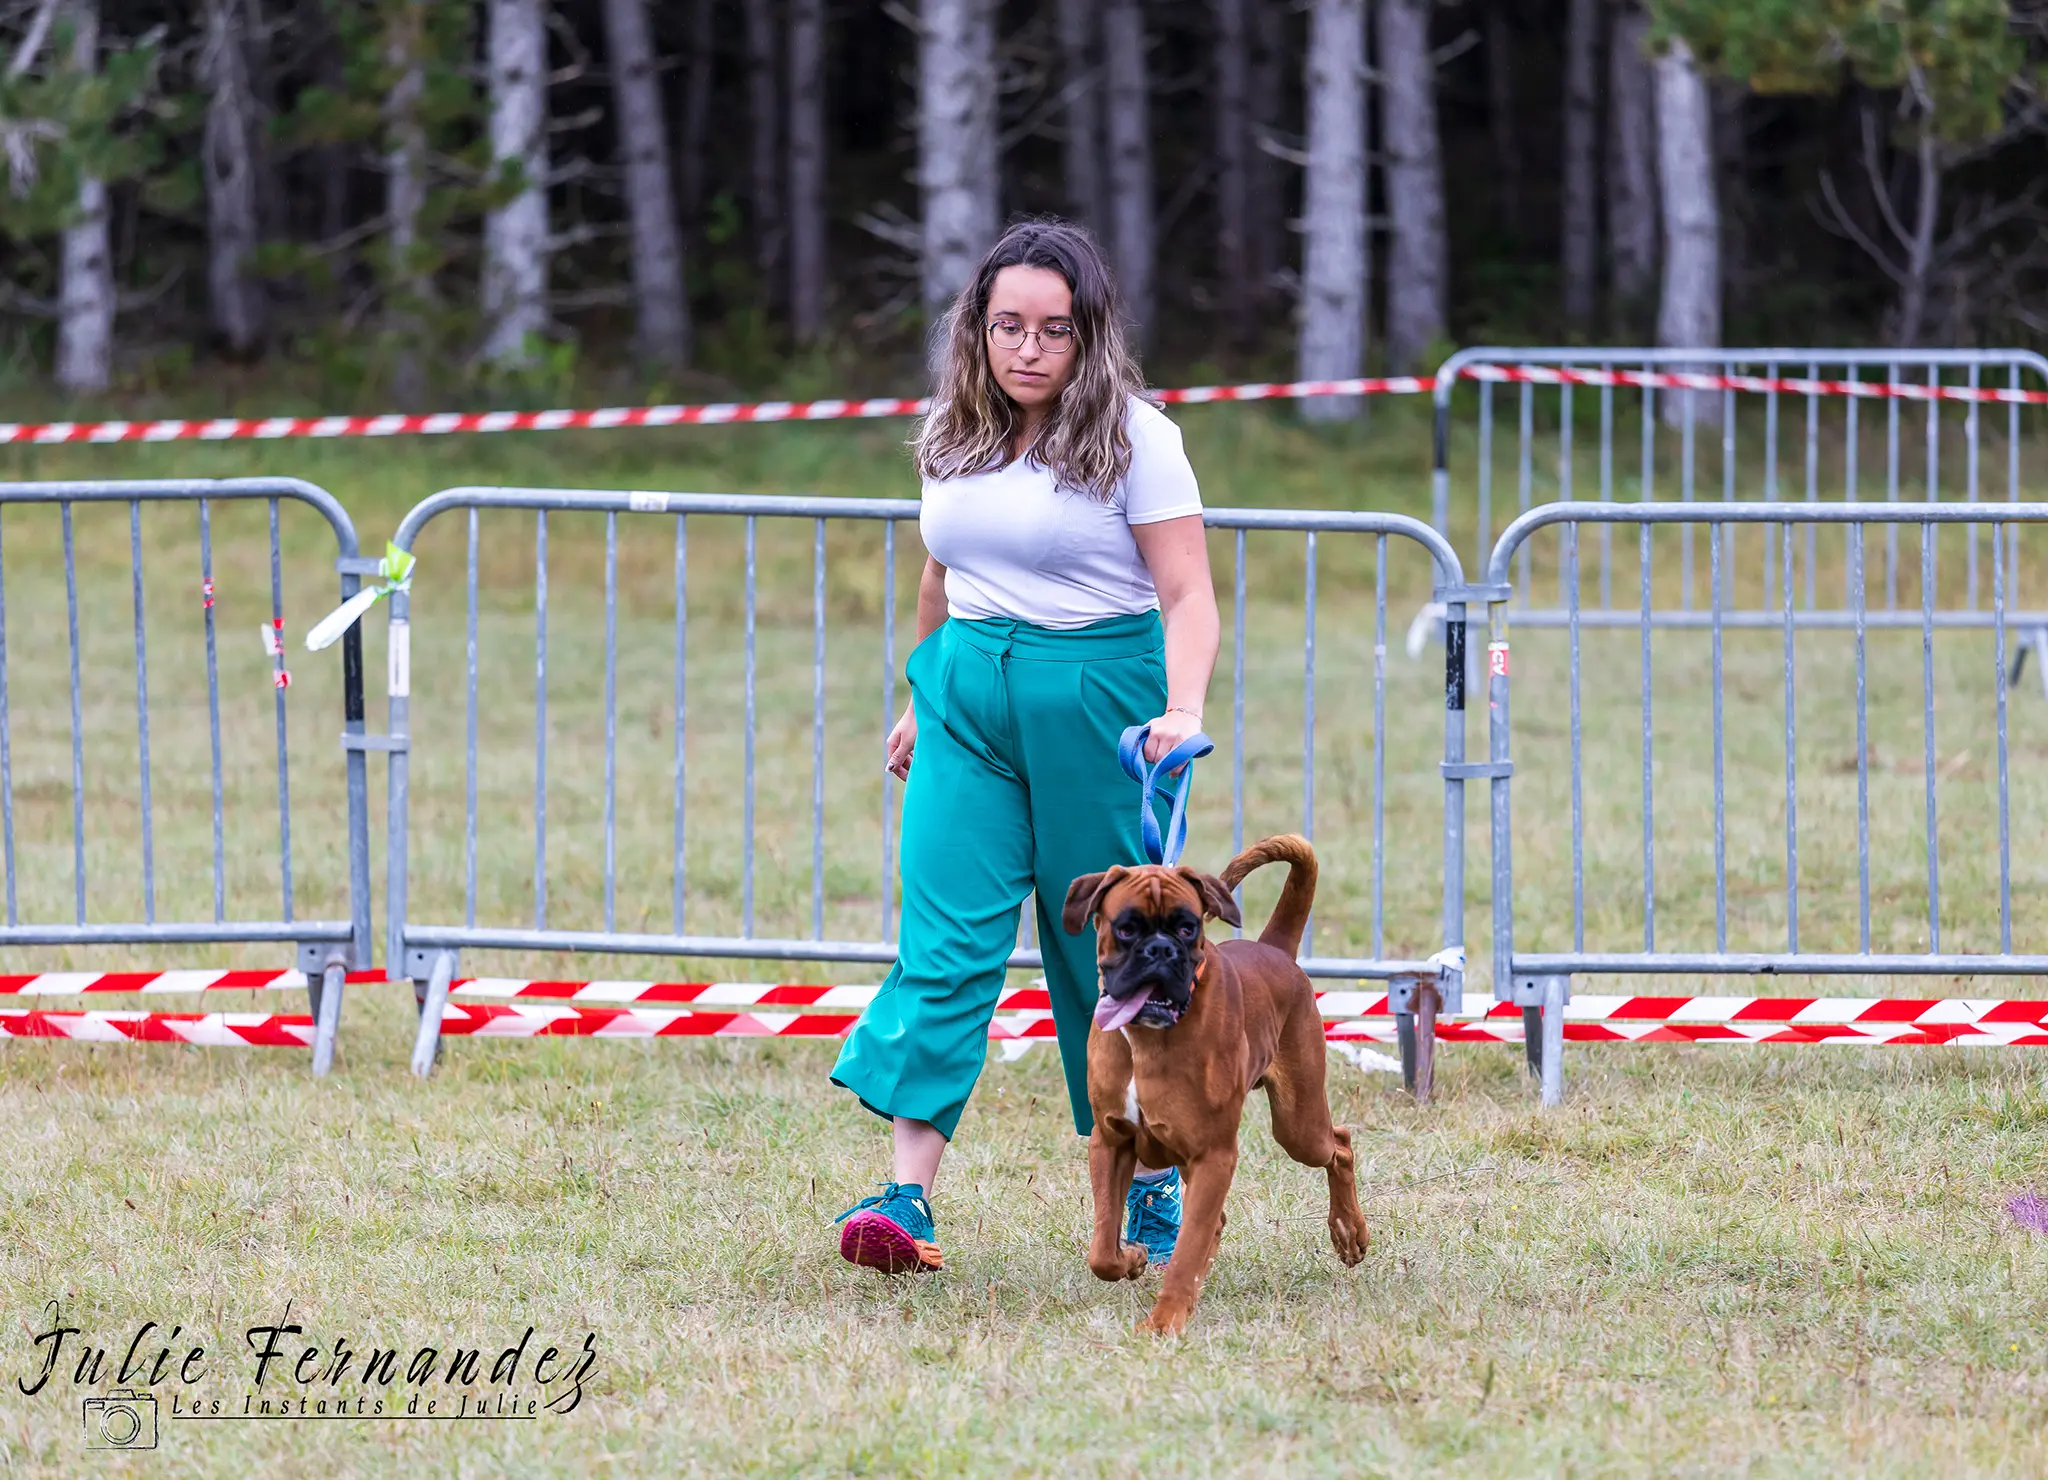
{"left": 1, "top": 403, "right": 2047, "bottom": 1476}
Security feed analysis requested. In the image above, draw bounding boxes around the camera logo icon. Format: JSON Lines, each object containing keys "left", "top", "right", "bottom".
{"left": 82, "top": 1389, "right": 158, "bottom": 1450}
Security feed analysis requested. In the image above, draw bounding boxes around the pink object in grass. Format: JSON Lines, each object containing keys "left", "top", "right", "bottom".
{"left": 2006, "top": 1192, "right": 2048, "bottom": 1234}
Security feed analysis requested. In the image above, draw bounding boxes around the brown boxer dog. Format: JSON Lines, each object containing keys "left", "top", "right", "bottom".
{"left": 1062, "top": 834, "right": 1370, "bottom": 1336}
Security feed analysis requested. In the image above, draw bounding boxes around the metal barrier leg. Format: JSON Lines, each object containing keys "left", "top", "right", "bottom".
{"left": 1412, "top": 979, "right": 1439, "bottom": 1106}
{"left": 1539, "top": 976, "right": 1567, "bottom": 1107}
{"left": 1515, "top": 973, "right": 1571, "bottom": 1099}
{"left": 1389, "top": 972, "right": 1440, "bottom": 1103}
{"left": 311, "top": 956, "right": 346, "bottom": 1077}
{"left": 411, "top": 950, "right": 456, "bottom": 1078}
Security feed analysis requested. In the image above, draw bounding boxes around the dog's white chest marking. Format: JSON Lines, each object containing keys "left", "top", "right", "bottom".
{"left": 1118, "top": 1027, "right": 1141, "bottom": 1123}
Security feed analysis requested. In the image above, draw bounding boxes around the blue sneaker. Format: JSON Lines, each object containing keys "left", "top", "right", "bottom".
{"left": 1124, "top": 1168, "right": 1182, "bottom": 1269}
{"left": 835, "top": 1183, "right": 944, "bottom": 1274}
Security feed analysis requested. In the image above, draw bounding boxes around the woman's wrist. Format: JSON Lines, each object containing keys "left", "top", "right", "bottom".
{"left": 1166, "top": 703, "right": 1203, "bottom": 722}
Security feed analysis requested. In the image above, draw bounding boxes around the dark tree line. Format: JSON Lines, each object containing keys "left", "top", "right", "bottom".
{"left": 1, "top": 0, "right": 2043, "bottom": 407}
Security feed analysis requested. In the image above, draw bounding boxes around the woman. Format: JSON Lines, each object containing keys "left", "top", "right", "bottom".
{"left": 831, "top": 219, "right": 1220, "bottom": 1274}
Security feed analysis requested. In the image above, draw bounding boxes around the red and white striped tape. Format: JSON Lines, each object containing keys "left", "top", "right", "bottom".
{"left": 1474, "top": 994, "right": 2048, "bottom": 1026}
{"left": 0, "top": 969, "right": 379, "bottom": 995}
{"left": 6, "top": 364, "right": 2036, "bottom": 449}
{"left": 405, "top": 1003, "right": 2048, "bottom": 1048}
{"left": 9, "top": 998, "right": 2048, "bottom": 1052}
{"left": 444, "top": 979, "right": 1432, "bottom": 1018}
{"left": 0, "top": 378, "right": 1424, "bottom": 447}
{"left": 1330, "top": 1018, "right": 2048, "bottom": 1047}
{"left": 442, "top": 980, "right": 2048, "bottom": 1027}
{"left": 19, "top": 974, "right": 2036, "bottom": 1030}
{"left": 446, "top": 978, "right": 910, "bottom": 1007}
{"left": 0, "top": 1010, "right": 313, "bottom": 1046}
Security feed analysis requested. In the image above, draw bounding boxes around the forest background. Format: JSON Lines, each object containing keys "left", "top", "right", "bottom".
{"left": 1, "top": 0, "right": 2045, "bottom": 418}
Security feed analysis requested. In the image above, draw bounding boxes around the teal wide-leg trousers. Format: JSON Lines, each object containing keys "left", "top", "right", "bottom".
{"left": 831, "top": 611, "right": 1169, "bottom": 1140}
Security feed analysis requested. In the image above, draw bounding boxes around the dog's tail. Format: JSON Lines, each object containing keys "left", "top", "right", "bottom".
{"left": 1219, "top": 834, "right": 1318, "bottom": 958}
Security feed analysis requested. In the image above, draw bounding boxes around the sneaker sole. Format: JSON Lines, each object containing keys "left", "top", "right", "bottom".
{"left": 839, "top": 1211, "right": 944, "bottom": 1274}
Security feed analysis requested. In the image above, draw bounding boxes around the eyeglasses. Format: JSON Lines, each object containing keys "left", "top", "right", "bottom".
{"left": 986, "top": 319, "right": 1076, "bottom": 355}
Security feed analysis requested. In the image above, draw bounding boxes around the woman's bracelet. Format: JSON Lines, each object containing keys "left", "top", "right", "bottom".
{"left": 1167, "top": 704, "right": 1203, "bottom": 722}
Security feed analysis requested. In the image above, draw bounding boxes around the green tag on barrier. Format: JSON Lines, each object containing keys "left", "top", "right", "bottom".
{"left": 306, "top": 541, "right": 418, "bottom": 652}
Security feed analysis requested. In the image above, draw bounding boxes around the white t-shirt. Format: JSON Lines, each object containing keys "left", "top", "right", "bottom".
{"left": 919, "top": 396, "right": 1203, "bottom": 629}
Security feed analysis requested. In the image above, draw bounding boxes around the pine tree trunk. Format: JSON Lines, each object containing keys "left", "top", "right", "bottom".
{"left": 1654, "top": 37, "right": 1721, "bottom": 427}
{"left": 55, "top": 0, "right": 112, "bottom": 393}
{"left": 482, "top": 0, "right": 549, "bottom": 366}
{"left": 746, "top": 0, "right": 784, "bottom": 312}
{"left": 786, "top": 0, "right": 827, "bottom": 341}
{"left": 1246, "top": 0, "right": 1285, "bottom": 313}
{"left": 918, "top": 0, "right": 998, "bottom": 321}
{"left": 1606, "top": 1, "right": 1657, "bottom": 325}
{"left": 1053, "top": 0, "right": 1104, "bottom": 230}
{"left": 1102, "top": 0, "right": 1153, "bottom": 343}
{"left": 1298, "top": 0, "right": 1367, "bottom": 423}
{"left": 1560, "top": 0, "right": 1598, "bottom": 328}
{"left": 1485, "top": 0, "right": 1522, "bottom": 239}
{"left": 1378, "top": 0, "right": 1446, "bottom": 372}
{"left": 604, "top": 0, "right": 691, "bottom": 369}
{"left": 678, "top": 0, "right": 714, "bottom": 239}
{"left": 202, "top": 0, "right": 264, "bottom": 356}
{"left": 1214, "top": 0, "right": 1252, "bottom": 344}
{"left": 384, "top": 0, "right": 429, "bottom": 407}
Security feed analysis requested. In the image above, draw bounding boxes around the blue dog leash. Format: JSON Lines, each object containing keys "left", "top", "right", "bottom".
{"left": 1118, "top": 724, "right": 1215, "bottom": 866}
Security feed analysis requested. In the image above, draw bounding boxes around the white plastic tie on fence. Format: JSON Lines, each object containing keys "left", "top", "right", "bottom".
{"left": 1426, "top": 946, "right": 1465, "bottom": 976}
{"left": 305, "top": 542, "right": 416, "bottom": 652}
{"left": 1405, "top": 600, "right": 1446, "bottom": 659}
{"left": 628, "top": 491, "right": 671, "bottom": 513}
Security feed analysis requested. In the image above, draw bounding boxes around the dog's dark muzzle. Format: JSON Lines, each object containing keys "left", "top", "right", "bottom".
{"left": 1102, "top": 940, "right": 1195, "bottom": 1027}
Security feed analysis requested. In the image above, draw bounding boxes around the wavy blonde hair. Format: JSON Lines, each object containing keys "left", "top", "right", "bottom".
{"left": 914, "top": 219, "right": 1150, "bottom": 499}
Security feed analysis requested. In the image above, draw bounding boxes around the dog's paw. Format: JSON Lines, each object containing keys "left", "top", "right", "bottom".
{"left": 1089, "top": 1241, "right": 1150, "bottom": 1282}
{"left": 1329, "top": 1213, "right": 1370, "bottom": 1267}
{"left": 1137, "top": 1300, "right": 1191, "bottom": 1337}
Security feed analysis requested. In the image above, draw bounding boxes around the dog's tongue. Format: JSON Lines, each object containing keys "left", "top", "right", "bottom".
{"left": 1093, "top": 985, "right": 1155, "bottom": 1033}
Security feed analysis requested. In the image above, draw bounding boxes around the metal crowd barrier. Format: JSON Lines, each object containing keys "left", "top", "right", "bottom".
{"left": 375, "top": 488, "right": 1476, "bottom": 1097}
{"left": 1483, "top": 501, "right": 2048, "bottom": 1105}
{"left": 1431, "top": 348, "right": 2048, "bottom": 636}
{"left": 0, "top": 480, "right": 373, "bottom": 1073}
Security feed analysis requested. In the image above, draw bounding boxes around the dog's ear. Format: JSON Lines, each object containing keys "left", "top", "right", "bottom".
{"left": 1178, "top": 869, "right": 1243, "bottom": 928}
{"left": 1062, "top": 868, "right": 1126, "bottom": 935}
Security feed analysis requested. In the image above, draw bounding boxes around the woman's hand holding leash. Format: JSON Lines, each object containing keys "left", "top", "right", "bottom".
{"left": 1119, "top": 723, "right": 1214, "bottom": 867}
{"left": 1142, "top": 705, "right": 1204, "bottom": 767}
